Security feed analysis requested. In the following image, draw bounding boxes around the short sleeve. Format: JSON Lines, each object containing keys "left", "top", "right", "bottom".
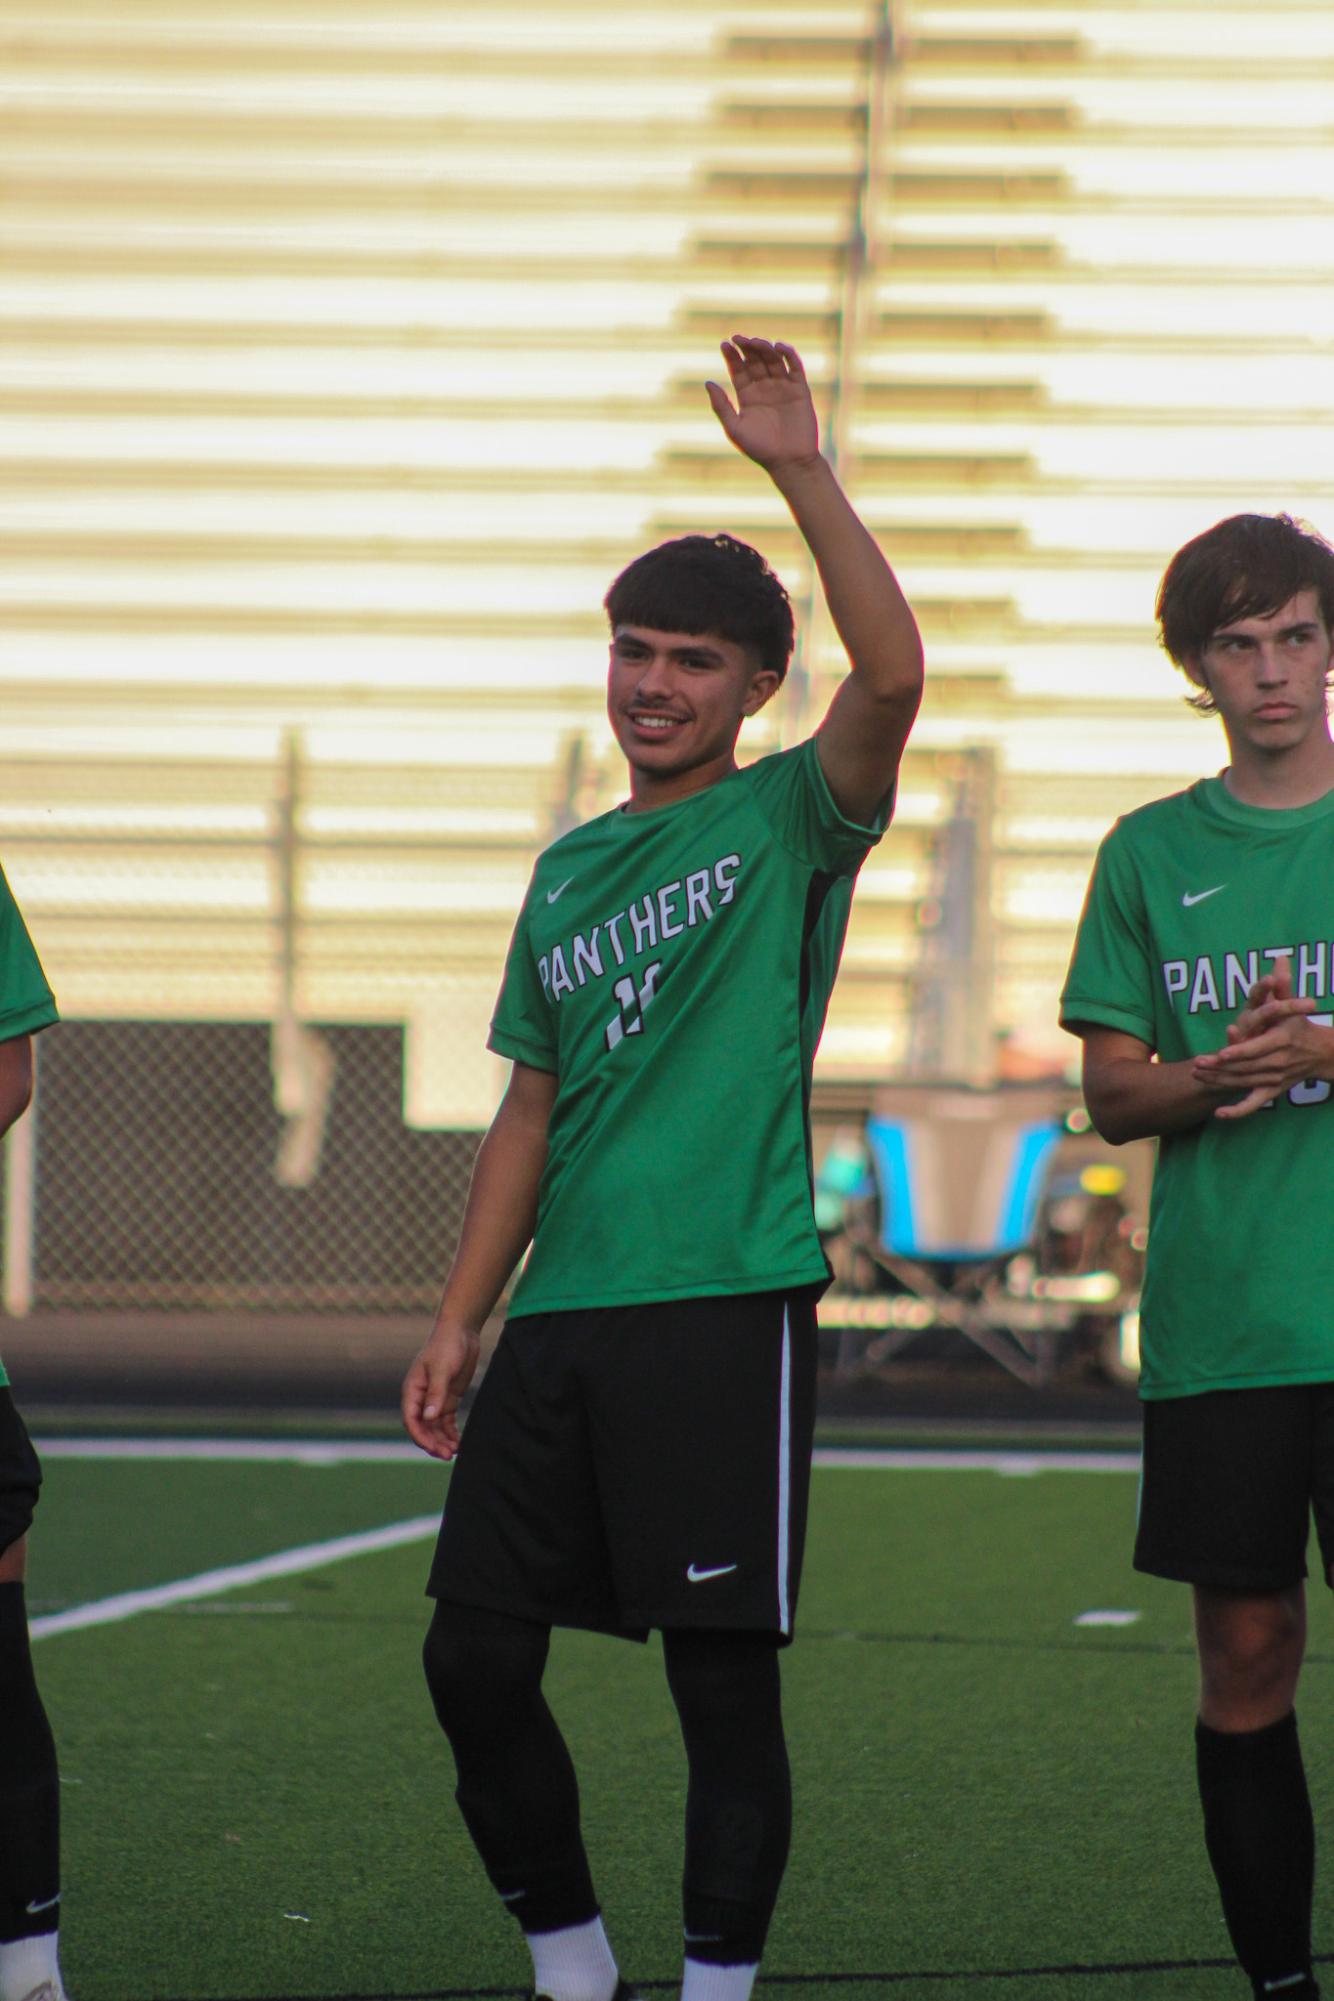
{"left": 1060, "top": 826, "right": 1156, "bottom": 1044}
{"left": 745, "top": 737, "right": 891, "bottom": 877}
{"left": 487, "top": 892, "right": 558, "bottom": 1074}
{"left": 0, "top": 864, "right": 58, "bottom": 1043}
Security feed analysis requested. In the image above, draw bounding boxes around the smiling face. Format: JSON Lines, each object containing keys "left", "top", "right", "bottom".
{"left": 606, "top": 623, "right": 780, "bottom": 808}
{"left": 1187, "top": 589, "right": 1334, "bottom": 763}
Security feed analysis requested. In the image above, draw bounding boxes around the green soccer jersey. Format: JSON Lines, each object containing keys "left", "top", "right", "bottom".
{"left": 1061, "top": 776, "right": 1334, "bottom": 1399}
{"left": 489, "top": 736, "right": 889, "bottom": 1316}
{"left": 0, "top": 861, "right": 59, "bottom": 1389}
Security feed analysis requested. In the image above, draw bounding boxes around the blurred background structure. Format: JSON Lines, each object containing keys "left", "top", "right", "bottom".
{"left": 0, "top": 0, "right": 1326, "bottom": 1366}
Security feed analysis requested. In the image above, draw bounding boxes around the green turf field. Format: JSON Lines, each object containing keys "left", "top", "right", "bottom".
{"left": 22, "top": 1443, "right": 1330, "bottom": 2001}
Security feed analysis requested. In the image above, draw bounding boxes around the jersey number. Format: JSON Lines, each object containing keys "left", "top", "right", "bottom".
{"left": 604, "top": 961, "right": 662, "bottom": 1052}
{"left": 1289, "top": 1013, "right": 1333, "bottom": 1106}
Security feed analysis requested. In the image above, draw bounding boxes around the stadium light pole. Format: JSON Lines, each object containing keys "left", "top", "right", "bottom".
{"left": 788, "top": 0, "right": 897, "bottom": 745}
{"left": 270, "top": 731, "right": 334, "bottom": 1188}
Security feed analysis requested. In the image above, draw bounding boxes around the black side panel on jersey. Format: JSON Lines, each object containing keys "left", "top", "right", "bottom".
{"left": 797, "top": 869, "right": 838, "bottom": 1019}
{"left": 798, "top": 869, "right": 839, "bottom": 1188}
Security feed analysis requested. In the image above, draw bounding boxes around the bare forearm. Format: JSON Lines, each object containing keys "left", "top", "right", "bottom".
{"left": 0, "top": 1039, "right": 33, "bottom": 1141}
{"left": 771, "top": 455, "right": 923, "bottom": 703}
{"left": 1085, "top": 1055, "right": 1232, "bottom": 1145}
{"left": 433, "top": 1100, "right": 548, "bottom": 1333}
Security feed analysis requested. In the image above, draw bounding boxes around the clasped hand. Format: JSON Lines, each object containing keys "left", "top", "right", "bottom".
{"left": 1192, "top": 967, "right": 1334, "bottom": 1119}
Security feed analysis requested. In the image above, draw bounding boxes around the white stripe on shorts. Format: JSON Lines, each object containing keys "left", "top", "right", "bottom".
{"left": 776, "top": 1303, "right": 792, "bottom": 1634}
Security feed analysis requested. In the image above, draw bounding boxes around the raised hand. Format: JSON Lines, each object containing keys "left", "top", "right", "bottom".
{"left": 705, "top": 334, "right": 820, "bottom": 475}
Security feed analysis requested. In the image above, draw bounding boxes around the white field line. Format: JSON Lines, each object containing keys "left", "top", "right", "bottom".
{"left": 812, "top": 1448, "right": 1140, "bottom": 1475}
{"left": 29, "top": 1514, "right": 440, "bottom": 1643}
{"left": 32, "top": 1438, "right": 1140, "bottom": 1475}
{"left": 36, "top": 1437, "right": 429, "bottom": 1464}
{"left": 25, "top": 1443, "right": 1138, "bottom": 1642}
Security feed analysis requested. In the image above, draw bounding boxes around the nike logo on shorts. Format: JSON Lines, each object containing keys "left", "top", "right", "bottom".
{"left": 686, "top": 1562, "right": 738, "bottom": 1583}
{"left": 25, "top": 1892, "right": 61, "bottom": 1916}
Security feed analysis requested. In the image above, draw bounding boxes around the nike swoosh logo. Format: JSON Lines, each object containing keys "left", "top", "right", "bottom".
{"left": 25, "top": 1892, "right": 61, "bottom": 1915}
{"left": 1181, "top": 885, "right": 1226, "bottom": 907}
{"left": 546, "top": 876, "right": 575, "bottom": 905}
{"left": 686, "top": 1562, "right": 738, "bottom": 1583}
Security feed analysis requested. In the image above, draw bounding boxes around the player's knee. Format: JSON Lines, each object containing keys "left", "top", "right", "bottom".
{"left": 422, "top": 1598, "right": 548, "bottom": 1742}
{"left": 0, "top": 1581, "right": 57, "bottom": 1788}
{"left": 1198, "top": 1592, "right": 1304, "bottom": 1713}
{"left": 663, "top": 1628, "right": 783, "bottom": 1748}
{"left": 0, "top": 1580, "right": 37, "bottom": 1685}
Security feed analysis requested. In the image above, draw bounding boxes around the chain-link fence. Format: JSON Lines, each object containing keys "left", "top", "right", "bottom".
{"left": 0, "top": 729, "right": 545, "bottom": 1329}
{"left": 3, "top": 1023, "right": 479, "bottom": 1315}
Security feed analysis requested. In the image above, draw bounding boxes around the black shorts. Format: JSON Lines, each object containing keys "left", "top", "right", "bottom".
{"left": 0, "top": 1388, "right": 42, "bottom": 1559}
{"left": 1135, "top": 1383, "right": 1334, "bottom": 1593}
{"left": 428, "top": 1288, "right": 819, "bottom": 1642}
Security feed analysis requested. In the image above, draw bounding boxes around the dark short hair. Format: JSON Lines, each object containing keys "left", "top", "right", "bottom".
{"left": 603, "top": 533, "right": 795, "bottom": 682}
{"left": 1156, "top": 513, "right": 1334, "bottom": 714}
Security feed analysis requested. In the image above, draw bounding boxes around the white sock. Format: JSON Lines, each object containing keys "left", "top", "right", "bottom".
{"left": 681, "top": 1957, "right": 759, "bottom": 2001}
{"left": 0, "top": 1930, "right": 66, "bottom": 2001}
{"left": 526, "top": 1913, "right": 619, "bottom": 2001}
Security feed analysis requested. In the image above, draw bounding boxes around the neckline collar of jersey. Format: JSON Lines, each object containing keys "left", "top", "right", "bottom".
{"left": 614, "top": 763, "right": 743, "bottom": 822}
{"left": 1196, "top": 771, "right": 1334, "bottom": 828}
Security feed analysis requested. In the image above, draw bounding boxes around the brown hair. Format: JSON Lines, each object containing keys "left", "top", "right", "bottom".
{"left": 1156, "top": 513, "right": 1334, "bottom": 714}
{"left": 604, "top": 534, "right": 794, "bottom": 682}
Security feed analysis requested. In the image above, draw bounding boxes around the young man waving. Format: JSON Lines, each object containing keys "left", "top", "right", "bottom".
{"left": 401, "top": 336, "right": 923, "bottom": 2001}
{"left": 1062, "top": 513, "right": 1334, "bottom": 2001}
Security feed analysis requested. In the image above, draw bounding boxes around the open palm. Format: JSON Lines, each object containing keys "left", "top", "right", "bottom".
{"left": 705, "top": 334, "right": 820, "bottom": 472}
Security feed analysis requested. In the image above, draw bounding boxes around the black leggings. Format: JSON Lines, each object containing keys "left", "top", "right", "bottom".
{"left": 0, "top": 1583, "right": 60, "bottom": 1945}
{"left": 423, "top": 1600, "right": 790, "bottom": 1965}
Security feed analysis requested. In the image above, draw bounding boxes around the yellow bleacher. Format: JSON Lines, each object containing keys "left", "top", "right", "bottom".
{"left": 3, "top": 0, "right": 1325, "bottom": 1110}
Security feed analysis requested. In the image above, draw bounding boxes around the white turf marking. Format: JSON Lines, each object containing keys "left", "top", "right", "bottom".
{"left": 1074, "top": 1609, "right": 1143, "bottom": 1628}
{"left": 29, "top": 1514, "right": 439, "bottom": 1643}
{"left": 812, "top": 1448, "right": 1140, "bottom": 1475}
{"left": 23, "top": 1442, "right": 1138, "bottom": 1644}
{"left": 32, "top": 1437, "right": 1140, "bottom": 1475}
{"left": 35, "top": 1437, "right": 430, "bottom": 1465}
